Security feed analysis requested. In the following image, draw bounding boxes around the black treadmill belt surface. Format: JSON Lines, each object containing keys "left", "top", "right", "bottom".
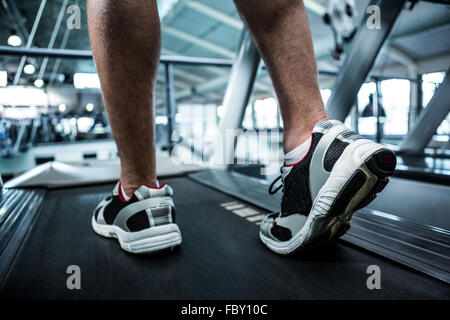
{"left": 1, "top": 177, "right": 448, "bottom": 299}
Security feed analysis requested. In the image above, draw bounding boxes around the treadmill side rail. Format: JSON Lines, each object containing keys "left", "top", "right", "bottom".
{"left": 0, "top": 188, "right": 46, "bottom": 287}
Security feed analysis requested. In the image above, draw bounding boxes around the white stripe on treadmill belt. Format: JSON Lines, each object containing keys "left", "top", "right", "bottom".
{"left": 221, "top": 201, "right": 266, "bottom": 224}
{"left": 232, "top": 207, "right": 259, "bottom": 217}
{"left": 220, "top": 201, "right": 238, "bottom": 207}
{"left": 225, "top": 204, "right": 246, "bottom": 210}
{"left": 246, "top": 214, "right": 266, "bottom": 222}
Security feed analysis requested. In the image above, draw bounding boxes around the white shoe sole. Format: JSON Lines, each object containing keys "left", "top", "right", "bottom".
{"left": 92, "top": 216, "right": 182, "bottom": 254}
{"left": 260, "top": 140, "right": 396, "bottom": 255}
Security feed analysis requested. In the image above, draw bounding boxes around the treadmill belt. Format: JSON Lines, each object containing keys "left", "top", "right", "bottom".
{"left": 0, "top": 177, "right": 448, "bottom": 299}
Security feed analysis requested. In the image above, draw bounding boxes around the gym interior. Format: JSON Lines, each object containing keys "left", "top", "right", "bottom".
{"left": 0, "top": 0, "right": 449, "bottom": 303}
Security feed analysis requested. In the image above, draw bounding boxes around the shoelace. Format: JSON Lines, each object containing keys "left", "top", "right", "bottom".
{"left": 268, "top": 171, "right": 284, "bottom": 220}
{"left": 268, "top": 170, "right": 284, "bottom": 195}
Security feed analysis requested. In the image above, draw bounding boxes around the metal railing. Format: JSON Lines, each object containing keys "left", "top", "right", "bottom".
{"left": 0, "top": 45, "right": 234, "bottom": 67}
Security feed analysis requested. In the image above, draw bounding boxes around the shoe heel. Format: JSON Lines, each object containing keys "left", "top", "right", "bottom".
{"left": 353, "top": 149, "right": 395, "bottom": 211}
{"left": 365, "top": 149, "right": 396, "bottom": 178}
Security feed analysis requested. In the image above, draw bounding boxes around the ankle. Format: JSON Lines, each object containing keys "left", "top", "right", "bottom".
{"left": 120, "top": 177, "right": 158, "bottom": 198}
{"left": 283, "top": 129, "right": 310, "bottom": 154}
{"left": 283, "top": 111, "right": 328, "bottom": 153}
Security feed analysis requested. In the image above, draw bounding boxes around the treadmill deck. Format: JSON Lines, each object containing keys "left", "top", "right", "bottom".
{"left": 0, "top": 177, "right": 448, "bottom": 299}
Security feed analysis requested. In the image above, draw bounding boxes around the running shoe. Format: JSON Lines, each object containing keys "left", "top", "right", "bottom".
{"left": 260, "top": 119, "right": 396, "bottom": 255}
{"left": 92, "top": 181, "right": 181, "bottom": 254}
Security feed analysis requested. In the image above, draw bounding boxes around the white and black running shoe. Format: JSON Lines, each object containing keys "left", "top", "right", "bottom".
{"left": 260, "top": 119, "right": 396, "bottom": 255}
{"left": 92, "top": 182, "right": 182, "bottom": 254}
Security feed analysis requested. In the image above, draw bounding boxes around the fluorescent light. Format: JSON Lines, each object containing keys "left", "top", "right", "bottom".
{"left": 74, "top": 73, "right": 100, "bottom": 89}
{"left": 24, "top": 64, "right": 36, "bottom": 75}
{"left": 155, "top": 115, "right": 168, "bottom": 125}
{"left": 0, "top": 71, "right": 6, "bottom": 86}
{"left": 34, "top": 79, "right": 44, "bottom": 88}
{"left": 58, "top": 104, "right": 67, "bottom": 112}
{"left": 0, "top": 87, "right": 48, "bottom": 106}
{"left": 7, "top": 34, "right": 22, "bottom": 47}
{"left": 85, "top": 103, "right": 94, "bottom": 112}
{"left": 2, "top": 106, "right": 39, "bottom": 119}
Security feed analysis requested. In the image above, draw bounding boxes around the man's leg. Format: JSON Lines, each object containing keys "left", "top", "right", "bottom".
{"left": 87, "top": 1, "right": 181, "bottom": 254}
{"left": 87, "top": 0, "right": 159, "bottom": 194}
{"left": 234, "top": 0, "right": 327, "bottom": 153}
{"left": 235, "top": 0, "right": 396, "bottom": 255}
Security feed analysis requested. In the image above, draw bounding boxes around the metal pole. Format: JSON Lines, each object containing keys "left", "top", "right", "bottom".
{"left": 2, "top": 0, "right": 29, "bottom": 40}
{"left": 417, "top": 74, "right": 423, "bottom": 118}
{"left": 13, "top": 121, "right": 26, "bottom": 153}
{"left": 1, "top": 0, "right": 38, "bottom": 76}
{"left": 351, "top": 98, "right": 359, "bottom": 133}
{"left": 1, "top": 44, "right": 417, "bottom": 82}
{"left": 48, "top": 0, "right": 81, "bottom": 86}
{"left": 326, "top": 0, "right": 406, "bottom": 121}
{"left": 49, "top": 26, "right": 72, "bottom": 85}
{"left": 13, "top": 0, "right": 47, "bottom": 86}
{"left": 411, "top": 74, "right": 423, "bottom": 130}
{"left": 27, "top": 120, "right": 39, "bottom": 148}
{"left": 164, "top": 63, "right": 176, "bottom": 153}
{"left": 37, "top": 0, "right": 69, "bottom": 81}
{"left": 0, "top": 45, "right": 235, "bottom": 67}
{"left": 217, "top": 30, "right": 261, "bottom": 167}
{"left": 251, "top": 100, "right": 257, "bottom": 129}
{"left": 276, "top": 101, "right": 281, "bottom": 129}
{"left": 400, "top": 68, "right": 450, "bottom": 154}
{"left": 375, "top": 80, "right": 382, "bottom": 143}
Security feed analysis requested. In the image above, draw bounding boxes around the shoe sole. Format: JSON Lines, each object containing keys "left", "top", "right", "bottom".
{"left": 92, "top": 216, "right": 182, "bottom": 254}
{"left": 260, "top": 140, "right": 396, "bottom": 255}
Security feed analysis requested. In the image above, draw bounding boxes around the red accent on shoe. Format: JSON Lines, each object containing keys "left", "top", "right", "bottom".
{"left": 145, "top": 183, "right": 167, "bottom": 190}
{"left": 283, "top": 137, "right": 313, "bottom": 167}
{"left": 117, "top": 181, "right": 129, "bottom": 203}
{"left": 383, "top": 154, "right": 395, "bottom": 165}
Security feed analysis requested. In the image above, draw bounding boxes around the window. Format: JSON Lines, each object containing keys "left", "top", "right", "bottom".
{"left": 356, "top": 80, "right": 410, "bottom": 138}
{"left": 357, "top": 82, "right": 376, "bottom": 136}
{"left": 379, "top": 79, "right": 410, "bottom": 136}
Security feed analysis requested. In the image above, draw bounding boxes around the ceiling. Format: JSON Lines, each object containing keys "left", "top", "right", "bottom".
{"left": 0, "top": 0, "right": 449, "bottom": 111}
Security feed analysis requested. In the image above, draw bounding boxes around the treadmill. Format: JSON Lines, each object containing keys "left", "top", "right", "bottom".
{"left": 1, "top": 0, "right": 449, "bottom": 300}
{"left": 0, "top": 161, "right": 448, "bottom": 299}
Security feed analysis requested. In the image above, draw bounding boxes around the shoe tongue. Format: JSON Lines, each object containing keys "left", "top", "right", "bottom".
{"left": 112, "top": 181, "right": 121, "bottom": 196}
{"left": 134, "top": 184, "right": 172, "bottom": 199}
{"left": 313, "top": 119, "right": 342, "bottom": 133}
